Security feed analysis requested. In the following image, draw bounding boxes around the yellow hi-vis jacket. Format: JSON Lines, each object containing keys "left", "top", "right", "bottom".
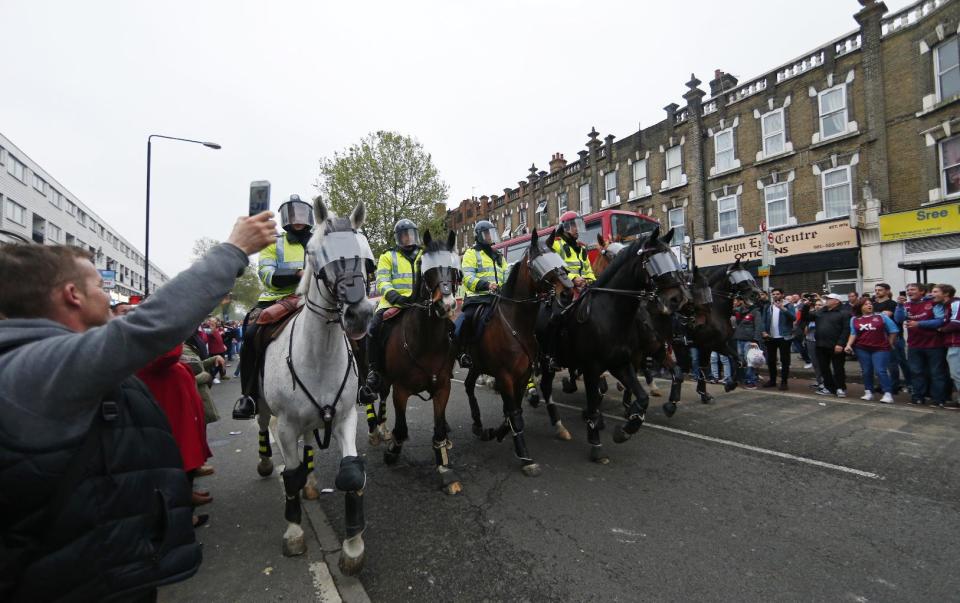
{"left": 462, "top": 245, "right": 506, "bottom": 297}
{"left": 375, "top": 248, "right": 422, "bottom": 311}
{"left": 552, "top": 237, "right": 596, "bottom": 282}
{"left": 257, "top": 235, "right": 306, "bottom": 302}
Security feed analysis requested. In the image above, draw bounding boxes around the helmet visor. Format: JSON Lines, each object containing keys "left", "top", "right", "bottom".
{"left": 561, "top": 217, "right": 586, "bottom": 236}
{"left": 478, "top": 228, "right": 500, "bottom": 245}
{"left": 395, "top": 226, "right": 421, "bottom": 248}
{"left": 279, "top": 201, "right": 314, "bottom": 229}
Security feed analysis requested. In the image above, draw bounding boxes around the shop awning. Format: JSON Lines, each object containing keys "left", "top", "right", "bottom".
{"left": 897, "top": 257, "right": 960, "bottom": 283}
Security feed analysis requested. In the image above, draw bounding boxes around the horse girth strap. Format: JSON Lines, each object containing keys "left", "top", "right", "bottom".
{"left": 284, "top": 313, "right": 355, "bottom": 449}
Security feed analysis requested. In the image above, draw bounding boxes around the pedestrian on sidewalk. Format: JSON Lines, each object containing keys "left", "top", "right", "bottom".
{"left": 0, "top": 211, "right": 276, "bottom": 602}
{"left": 805, "top": 293, "right": 851, "bottom": 397}
{"left": 733, "top": 297, "right": 763, "bottom": 389}
{"left": 874, "top": 283, "right": 910, "bottom": 394}
{"left": 761, "top": 288, "right": 796, "bottom": 390}
{"left": 803, "top": 299, "right": 825, "bottom": 388}
{"left": 896, "top": 283, "right": 948, "bottom": 406}
{"left": 939, "top": 284, "right": 960, "bottom": 408}
{"left": 844, "top": 299, "right": 899, "bottom": 403}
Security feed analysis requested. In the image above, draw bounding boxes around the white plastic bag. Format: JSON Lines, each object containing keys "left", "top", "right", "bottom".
{"left": 746, "top": 345, "right": 766, "bottom": 369}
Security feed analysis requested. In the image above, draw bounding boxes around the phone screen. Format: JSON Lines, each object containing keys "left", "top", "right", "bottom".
{"left": 249, "top": 181, "right": 271, "bottom": 216}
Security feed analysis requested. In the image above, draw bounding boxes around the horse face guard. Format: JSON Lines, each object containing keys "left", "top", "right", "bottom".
{"left": 636, "top": 247, "right": 691, "bottom": 314}
{"left": 529, "top": 250, "right": 573, "bottom": 297}
{"left": 313, "top": 224, "right": 375, "bottom": 308}
{"left": 728, "top": 269, "right": 760, "bottom": 302}
{"left": 601, "top": 241, "right": 625, "bottom": 259}
{"left": 692, "top": 284, "right": 714, "bottom": 305}
{"left": 419, "top": 250, "right": 462, "bottom": 312}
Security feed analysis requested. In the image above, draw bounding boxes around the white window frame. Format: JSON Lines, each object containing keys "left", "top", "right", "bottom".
{"left": 714, "top": 129, "right": 735, "bottom": 173}
{"left": 667, "top": 207, "right": 686, "bottom": 243}
{"left": 631, "top": 159, "right": 649, "bottom": 198}
{"left": 603, "top": 170, "right": 618, "bottom": 207}
{"left": 5, "top": 198, "right": 26, "bottom": 226}
{"left": 557, "top": 191, "right": 568, "bottom": 219}
{"left": 761, "top": 108, "right": 786, "bottom": 158}
{"left": 935, "top": 37, "right": 960, "bottom": 102}
{"left": 502, "top": 215, "right": 512, "bottom": 240}
{"left": 579, "top": 182, "right": 592, "bottom": 215}
{"left": 50, "top": 189, "right": 62, "bottom": 209}
{"left": 65, "top": 201, "right": 77, "bottom": 216}
{"left": 665, "top": 146, "right": 683, "bottom": 188}
{"left": 33, "top": 174, "right": 47, "bottom": 195}
{"left": 821, "top": 166, "right": 852, "bottom": 219}
{"left": 517, "top": 207, "right": 527, "bottom": 228}
{"left": 939, "top": 135, "right": 960, "bottom": 199}
{"left": 764, "top": 182, "right": 791, "bottom": 228}
{"left": 716, "top": 195, "right": 739, "bottom": 237}
{"left": 6, "top": 154, "right": 25, "bottom": 182}
{"left": 818, "top": 84, "right": 848, "bottom": 141}
{"left": 46, "top": 222, "right": 62, "bottom": 243}
{"left": 535, "top": 200, "right": 549, "bottom": 229}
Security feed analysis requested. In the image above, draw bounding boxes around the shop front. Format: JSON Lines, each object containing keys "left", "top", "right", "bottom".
{"left": 879, "top": 202, "right": 960, "bottom": 291}
{"left": 694, "top": 219, "right": 859, "bottom": 294}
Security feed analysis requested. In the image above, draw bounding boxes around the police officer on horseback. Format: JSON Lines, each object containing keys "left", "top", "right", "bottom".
{"left": 233, "top": 195, "right": 313, "bottom": 420}
{"left": 553, "top": 211, "right": 596, "bottom": 287}
{"left": 455, "top": 220, "right": 506, "bottom": 368}
{"left": 361, "top": 219, "right": 423, "bottom": 400}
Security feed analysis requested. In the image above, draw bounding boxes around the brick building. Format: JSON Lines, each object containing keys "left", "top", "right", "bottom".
{"left": 447, "top": 0, "right": 960, "bottom": 293}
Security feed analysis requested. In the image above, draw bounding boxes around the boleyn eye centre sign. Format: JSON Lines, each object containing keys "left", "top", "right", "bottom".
{"left": 695, "top": 219, "right": 857, "bottom": 267}
{"left": 879, "top": 203, "right": 960, "bottom": 242}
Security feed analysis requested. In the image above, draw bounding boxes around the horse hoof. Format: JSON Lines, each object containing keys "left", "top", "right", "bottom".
{"left": 663, "top": 402, "right": 678, "bottom": 417}
{"left": 700, "top": 394, "right": 714, "bottom": 404}
{"left": 555, "top": 423, "right": 572, "bottom": 441}
{"left": 561, "top": 377, "right": 577, "bottom": 394}
{"left": 303, "top": 484, "right": 320, "bottom": 500}
{"left": 724, "top": 382, "right": 738, "bottom": 393}
{"left": 612, "top": 427, "right": 631, "bottom": 444}
{"left": 257, "top": 458, "right": 274, "bottom": 477}
{"left": 338, "top": 542, "right": 365, "bottom": 576}
{"left": 368, "top": 431, "right": 381, "bottom": 447}
{"left": 526, "top": 388, "right": 540, "bottom": 408}
{"left": 599, "top": 377, "right": 608, "bottom": 394}
{"left": 444, "top": 481, "right": 463, "bottom": 495}
{"left": 589, "top": 447, "right": 610, "bottom": 464}
{"left": 649, "top": 387, "right": 662, "bottom": 397}
{"left": 521, "top": 463, "right": 542, "bottom": 477}
{"left": 282, "top": 534, "right": 307, "bottom": 557}
{"left": 384, "top": 449, "right": 400, "bottom": 465}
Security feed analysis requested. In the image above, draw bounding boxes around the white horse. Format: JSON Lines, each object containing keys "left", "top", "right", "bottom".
{"left": 255, "top": 197, "right": 373, "bottom": 574}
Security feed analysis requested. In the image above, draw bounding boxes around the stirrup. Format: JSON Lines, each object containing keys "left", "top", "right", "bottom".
{"left": 358, "top": 384, "right": 377, "bottom": 404}
{"left": 458, "top": 354, "right": 473, "bottom": 369}
{"left": 232, "top": 395, "right": 257, "bottom": 420}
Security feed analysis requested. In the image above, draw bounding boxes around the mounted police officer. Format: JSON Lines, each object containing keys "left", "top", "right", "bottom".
{"left": 455, "top": 220, "right": 506, "bottom": 367}
{"left": 233, "top": 195, "right": 313, "bottom": 420}
{"left": 360, "top": 219, "right": 423, "bottom": 400}
{"left": 553, "top": 211, "right": 596, "bottom": 288}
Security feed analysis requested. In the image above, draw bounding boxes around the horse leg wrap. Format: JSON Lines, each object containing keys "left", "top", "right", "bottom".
{"left": 281, "top": 464, "right": 308, "bottom": 524}
{"left": 506, "top": 410, "right": 525, "bottom": 437}
{"left": 433, "top": 439, "right": 452, "bottom": 468}
{"left": 303, "top": 445, "right": 315, "bottom": 472}
{"left": 258, "top": 430, "right": 272, "bottom": 457}
{"left": 583, "top": 411, "right": 602, "bottom": 445}
{"left": 335, "top": 456, "right": 367, "bottom": 492}
{"left": 344, "top": 491, "right": 365, "bottom": 539}
{"left": 365, "top": 403, "right": 378, "bottom": 433}
{"left": 546, "top": 402, "right": 560, "bottom": 426}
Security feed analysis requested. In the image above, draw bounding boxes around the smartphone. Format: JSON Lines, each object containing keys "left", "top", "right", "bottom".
{"left": 898, "top": 290, "right": 906, "bottom": 297}
{"left": 249, "top": 181, "right": 271, "bottom": 216}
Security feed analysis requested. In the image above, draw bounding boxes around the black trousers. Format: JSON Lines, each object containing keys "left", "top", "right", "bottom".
{"left": 815, "top": 346, "right": 847, "bottom": 393}
{"left": 764, "top": 338, "right": 792, "bottom": 383}
{"left": 239, "top": 301, "right": 273, "bottom": 397}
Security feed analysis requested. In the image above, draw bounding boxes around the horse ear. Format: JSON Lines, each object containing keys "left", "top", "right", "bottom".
{"left": 446, "top": 230, "right": 456, "bottom": 251}
{"left": 423, "top": 230, "right": 432, "bottom": 246}
{"left": 732, "top": 257, "right": 741, "bottom": 269}
{"left": 597, "top": 233, "right": 605, "bottom": 248}
{"left": 530, "top": 228, "right": 539, "bottom": 247}
{"left": 646, "top": 225, "right": 661, "bottom": 247}
{"left": 661, "top": 227, "right": 676, "bottom": 246}
{"left": 350, "top": 202, "right": 365, "bottom": 230}
{"left": 313, "top": 195, "right": 329, "bottom": 226}
{"left": 546, "top": 229, "right": 556, "bottom": 248}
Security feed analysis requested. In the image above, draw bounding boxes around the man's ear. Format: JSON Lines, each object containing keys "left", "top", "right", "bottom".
{"left": 58, "top": 282, "right": 84, "bottom": 309}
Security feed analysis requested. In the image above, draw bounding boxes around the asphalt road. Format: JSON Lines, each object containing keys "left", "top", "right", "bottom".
{"left": 163, "top": 368, "right": 960, "bottom": 602}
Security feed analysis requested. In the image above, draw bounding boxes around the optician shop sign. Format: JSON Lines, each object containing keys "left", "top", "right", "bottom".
{"left": 694, "top": 219, "right": 857, "bottom": 267}
{"left": 879, "top": 203, "right": 960, "bottom": 242}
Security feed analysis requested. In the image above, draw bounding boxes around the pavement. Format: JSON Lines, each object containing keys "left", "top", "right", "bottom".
{"left": 161, "top": 363, "right": 960, "bottom": 602}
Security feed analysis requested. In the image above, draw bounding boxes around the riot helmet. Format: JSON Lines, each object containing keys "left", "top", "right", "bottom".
{"left": 474, "top": 220, "right": 500, "bottom": 246}
{"left": 394, "top": 219, "right": 421, "bottom": 248}
{"left": 278, "top": 195, "right": 314, "bottom": 232}
{"left": 558, "top": 211, "right": 586, "bottom": 239}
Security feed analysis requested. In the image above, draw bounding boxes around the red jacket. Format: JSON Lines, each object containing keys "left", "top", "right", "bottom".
{"left": 207, "top": 328, "right": 227, "bottom": 355}
{"left": 942, "top": 298, "right": 960, "bottom": 348}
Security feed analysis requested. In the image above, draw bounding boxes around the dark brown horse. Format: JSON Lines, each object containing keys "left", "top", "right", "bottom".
{"left": 368, "top": 231, "right": 464, "bottom": 494}
{"left": 463, "top": 229, "right": 573, "bottom": 477}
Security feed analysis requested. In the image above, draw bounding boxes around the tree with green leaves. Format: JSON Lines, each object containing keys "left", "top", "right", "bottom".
{"left": 315, "top": 131, "right": 449, "bottom": 257}
{"left": 191, "top": 237, "right": 262, "bottom": 316}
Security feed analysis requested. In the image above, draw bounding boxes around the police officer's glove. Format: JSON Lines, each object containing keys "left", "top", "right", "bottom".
{"left": 385, "top": 290, "right": 403, "bottom": 306}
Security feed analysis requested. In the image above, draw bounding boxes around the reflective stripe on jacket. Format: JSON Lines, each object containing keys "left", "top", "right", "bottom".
{"left": 258, "top": 235, "right": 306, "bottom": 301}
{"left": 462, "top": 246, "right": 505, "bottom": 297}
{"left": 552, "top": 238, "right": 596, "bottom": 282}
{"left": 376, "top": 248, "right": 421, "bottom": 310}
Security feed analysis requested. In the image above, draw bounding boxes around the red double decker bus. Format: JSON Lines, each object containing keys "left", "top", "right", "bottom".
{"left": 493, "top": 209, "right": 660, "bottom": 265}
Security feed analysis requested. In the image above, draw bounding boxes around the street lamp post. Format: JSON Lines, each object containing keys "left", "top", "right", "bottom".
{"left": 144, "top": 134, "right": 221, "bottom": 296}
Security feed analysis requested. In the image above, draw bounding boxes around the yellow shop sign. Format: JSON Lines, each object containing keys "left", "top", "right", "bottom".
{"left": 879, "top": 203, "right": 960, "bottom": 242}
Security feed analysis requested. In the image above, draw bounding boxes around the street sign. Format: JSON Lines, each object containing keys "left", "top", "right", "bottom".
{"left": 99, "top": 269, "right": 116, "bottom": 289}
{"left": 758, "top": 265, "right": 772, "bottom": 277}
{"left": 759, "top": 220, "right": 767, "bottom": 232}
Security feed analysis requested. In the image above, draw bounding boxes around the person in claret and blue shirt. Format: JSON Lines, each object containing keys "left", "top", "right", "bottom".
{"left": 895, "top": 283, "right": 949, "bottom": 407}
{"left": 938, "top": 284, "right": 960, "bottom": 409}
{"left": 844, "top": 298, "right": 900, "bottom": 404}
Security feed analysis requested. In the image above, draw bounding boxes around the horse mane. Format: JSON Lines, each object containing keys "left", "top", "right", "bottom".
{"left": 593, "top": 238, "right": 644, "bottom": 289}
{"left": 296, "top": 253, "right": 313, "bottom": 298}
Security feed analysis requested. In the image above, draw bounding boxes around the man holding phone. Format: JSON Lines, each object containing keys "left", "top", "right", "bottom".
{"left": 761, "top": 288, "right": 796, "bottom": 390}
{"left": 233, "top": 195, "right": 313, "bottom": 420}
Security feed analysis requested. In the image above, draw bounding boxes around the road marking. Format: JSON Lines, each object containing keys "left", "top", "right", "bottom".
{"left": 733, "top": 386, "right": 935, "bottom": 414}
{"left": 309, "top": 561, "right": 342, "bottom": 603}
{"left": 552, "top": 402, "right": 882, "bottom": 480}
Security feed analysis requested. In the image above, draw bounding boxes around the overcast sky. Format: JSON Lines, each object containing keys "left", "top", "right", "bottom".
{"left": 0, "top": 0, "right": 915, "bottom": 276}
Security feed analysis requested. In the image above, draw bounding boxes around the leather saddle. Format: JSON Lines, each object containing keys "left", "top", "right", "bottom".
{"left": 256, "top": 295, "right": 302, "bottom": 326}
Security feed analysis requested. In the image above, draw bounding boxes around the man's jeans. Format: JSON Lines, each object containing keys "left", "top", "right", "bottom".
{"left": 854, "top": 348, "right": 892, "bottom": 394}
{"left": 710, "top": 351, "right": 733, "bottom": 384}
{"left": 736, "top": 340, "right": 758, "bottom": 385}
{"left": 908, "top": 346, "right": 949, "bottom": 403}
{"left": 948, "top": 347, "right": 960, "bottom": 398}
{"left": 889, "top": 337, "right": 911, "bottom": 392}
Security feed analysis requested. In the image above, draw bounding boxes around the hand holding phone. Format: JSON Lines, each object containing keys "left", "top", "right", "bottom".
{"left": 249, "top": 181, "right": 271, "bottom": 216}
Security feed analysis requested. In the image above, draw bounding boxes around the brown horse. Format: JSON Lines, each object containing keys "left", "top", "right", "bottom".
{"left": 368, "top": 231, "right": 463, "bottom": 494}
{"left": 463, "top": 229, "right": 573, "bottom": 476}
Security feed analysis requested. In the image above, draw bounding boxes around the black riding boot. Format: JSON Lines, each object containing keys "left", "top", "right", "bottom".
{"left": 233, "top": 321, "right": 260, "bottom": 420}
{"left": 455, "top": 305, "right": 475, "bottom": 368}
{"left": 362, "top": 315, "right": 384, "bottom": 398}
{"left": 356, "top": 336, "right": 377, "bottom": 404}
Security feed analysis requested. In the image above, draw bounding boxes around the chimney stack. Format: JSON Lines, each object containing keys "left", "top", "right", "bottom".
{"left": 709, "top": 70, "right": 739, "bottom": 97}
{"left": 549, "top": 152, "right": 567, "bottom": 173}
